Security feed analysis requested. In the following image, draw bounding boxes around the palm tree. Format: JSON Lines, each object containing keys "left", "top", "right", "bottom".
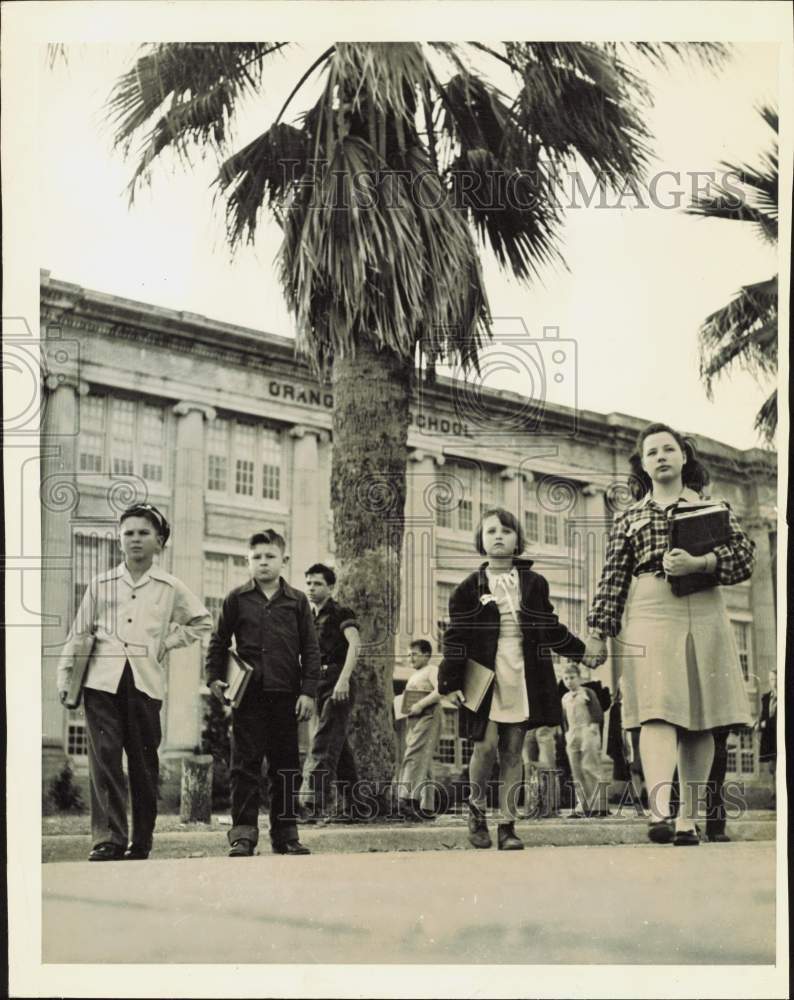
{"left": 106, "top": 41, "right": 725, "bottom": 795}
{"left": 687, "top": 105, "right": 778, "bottom": 443}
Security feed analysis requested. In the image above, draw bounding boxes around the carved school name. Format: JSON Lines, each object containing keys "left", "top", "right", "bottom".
{"left": 269, "top": 380, "right": 472, "bottom": 437}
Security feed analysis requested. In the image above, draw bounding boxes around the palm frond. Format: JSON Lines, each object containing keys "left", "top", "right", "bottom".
{"left": 279, "top": 136, "right": 489, "bottom": 374}
{"left": 107, "top": 42, "right": 289, "bottom": 200}
{"left": 214, "top": 123, "right": 309, "bottom": 245}
{"left": 698, "top": 276, "right": 778, "bottom": 395}
{"left": 628, "top": 42, "right": 730, "bottom": 69}
{"left": 754, "top": 389, "right": 777, "bottom": 442}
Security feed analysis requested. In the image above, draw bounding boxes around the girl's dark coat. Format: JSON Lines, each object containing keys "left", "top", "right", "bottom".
{"left": 437, "top": 558, "right": 585, "bottom": 742}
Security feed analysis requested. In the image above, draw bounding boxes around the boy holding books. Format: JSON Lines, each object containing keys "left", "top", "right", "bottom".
{"left": 57, "top": 504, "right": 213, "bottom": 861}
{"left": 206, "top": 529, "right": 320, "bottom": 857}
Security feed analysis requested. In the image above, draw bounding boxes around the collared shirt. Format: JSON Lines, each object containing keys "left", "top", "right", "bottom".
{"left": 587, "top": 487, "right": 756, "bottom": 637}
{"left": 312, "top": 597, "right": 359, "bottom": 697}
{"left": 57, "top": 563, "right": 213, "bottom": 701}
{"left": 205, "top": 577, "right": 321, "bottom": 696}
{"left": 562, "top": 688, "right": 595, "bottom": 729}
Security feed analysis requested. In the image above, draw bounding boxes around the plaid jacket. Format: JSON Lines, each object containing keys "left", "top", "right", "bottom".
{"left": 587, "top": 488, "right": 756, "bottom": 638}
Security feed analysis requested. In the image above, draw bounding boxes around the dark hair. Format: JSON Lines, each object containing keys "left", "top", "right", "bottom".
{"left": 249, "top": 529, "right": 286, "bottom": 553}
{"left": 306, "top": 563, "right": 336, "bottom": 586}
{"left": 629, "top": 422, "right": 710, "bottom": 500}
{"left": 474, "top": 507, "right": 525, "bottom": 557}
{"left": 410, "top": 639, "right": 433, "bottom": 656}
{"left": 120, "top": 504, "right": 171, "bottom": 546}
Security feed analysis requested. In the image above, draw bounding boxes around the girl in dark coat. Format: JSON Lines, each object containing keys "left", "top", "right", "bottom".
{"left": 438, "top": 508, "right": 587, "bottom": 850}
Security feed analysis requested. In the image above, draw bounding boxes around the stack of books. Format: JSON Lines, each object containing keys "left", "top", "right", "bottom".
{"left": 667, "top": 500, "right": 730, "bottom": 597}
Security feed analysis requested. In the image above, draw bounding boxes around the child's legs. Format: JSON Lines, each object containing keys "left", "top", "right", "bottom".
{"left": 300, "top": 694, "right": 350, "bottom": 813}
{"left": 120, "top": 665, "right": 163, "bottom": 851}
{"left": 229, "top": 685, "right": 269, "bottom": 846}
{"left": 262, "top": 692, "right": 302, "bottom": 846}
{"left": 399, "top": 713, "right": 437, "bottom": 801}
{"left": 580, "top": 728, "right": 604, "bottom": 806}
{"left": 705, "top": 728, "right": 730, "bottom": 836}
{"left": 677, "top": 729, "right": 714, "bottom": 830}
{"left": 83, "top": 685, "right": 128, "bottom": 849}
{"left": 497, "top": 723, "right": 526, "bottom": 822}
{"left": 468, "top": 721, "right": 499, "bottom": 810}
{"left": 566, "top": 743, "right": 588, "bottom": 811}
{"left": 640, "top": 720, "right": 678, "bottom": 822}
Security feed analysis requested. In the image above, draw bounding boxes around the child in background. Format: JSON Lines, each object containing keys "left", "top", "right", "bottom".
{"left": 397, "top": 640, "right": 442, "bottom": 822}
{"left": 57, "top": 504, "right": 213, "bottom": 861}
{"left": 560, "top": 663, "right": 604, "bottom": 817}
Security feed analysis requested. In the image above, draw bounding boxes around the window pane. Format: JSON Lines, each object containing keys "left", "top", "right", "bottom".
{"left": 524, "top": 510, "right": 539, "bottom": 543}
{"left": 111, "top": 398, "right": 135, "bottom": 475}
{"left": 436, "top": 583, "right": 455, "bottom": 637}
{"left": 79, "top": 395, "right": 105, "bottom": 472}
{"left": 261, "top": 427, "right": 282, "bottom": 500}
{"left": 66, "top": 708, "right": 88, "bottom": 757}
{"left": 234, "top": 424, "right": 256, "bottom": 496}
{"left": 458, "top": 498, "right": 473, "bottom": 533}
{"left": 73, "top": 531, "right": 120, "bottom": 617}
{"left": 207, "top": 419, "right": 229, "bottom": 492}
{"left": 141, "top": 404, "right": 165, "bottom": 482}
{"left": 204, "top": 553, "right": 228, "bottom": 624}
{"left": 544, "top": 514, "right": 559, "bottom": 546}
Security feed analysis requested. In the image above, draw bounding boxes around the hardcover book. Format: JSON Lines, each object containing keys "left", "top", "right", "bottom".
{"left": 668, "top": 501, "right": 730, "bottom": 597}
{"left": 225, "top": 649, "right": 254, "bottom": 708}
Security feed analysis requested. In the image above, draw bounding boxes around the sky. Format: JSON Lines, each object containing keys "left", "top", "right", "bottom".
{"left": 38, "top": 41, "right": 780, "bottom": 451}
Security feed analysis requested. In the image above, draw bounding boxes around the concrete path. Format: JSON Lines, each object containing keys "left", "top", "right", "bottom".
{"left": 43, "top": 842, "right": 776, "bottom": 965}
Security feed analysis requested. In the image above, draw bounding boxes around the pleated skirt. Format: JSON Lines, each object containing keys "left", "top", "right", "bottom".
{"left": 619, "top": 575, "right": 752, "bottom": 732}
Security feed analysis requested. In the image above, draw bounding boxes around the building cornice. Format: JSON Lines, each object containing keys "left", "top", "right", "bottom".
{"left": 40, "top": 272, "right": 777, "bottom": 484}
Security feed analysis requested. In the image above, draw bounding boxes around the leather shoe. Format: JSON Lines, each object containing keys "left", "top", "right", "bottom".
{"left": 272, "top": 839, "right": 311, "bottom": 855}
{"left": 88, "top": 842, "right": 125, "bottom": 862}
{"left": 467, "top": 801, "right": 492, "bottom": 849}
{"left": 497, "top": 822, "right": 525, "bottom": 851}
{"left": 673, "top": 827, "right": 701, "bottom": 846}
{"left": 228, "top": 838, "right": 255, "bottom": 857}
{"left": 647, "top": 818, "right": 674, "bottom": 844}
{"left": 707, "top": 832, "right": 731, "bottom": 843}
{"left": 124, "top": 844, "right": 150, "bottom": 860}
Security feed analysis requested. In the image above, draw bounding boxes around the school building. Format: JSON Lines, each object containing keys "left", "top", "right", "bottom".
{"left": 39, "top": 271, "right": 778, "bottom": 801}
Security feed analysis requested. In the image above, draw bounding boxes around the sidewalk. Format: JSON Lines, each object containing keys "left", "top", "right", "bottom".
{"left": 43, "top": 842, "right": 777, "bottom": 964}
{"left": 42, "top": 808, "right": 777, "bottom": 863}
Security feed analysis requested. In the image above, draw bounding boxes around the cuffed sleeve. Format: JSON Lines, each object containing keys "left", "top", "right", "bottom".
{"left": 587, "top": 513, "right": 634, "bottom": 638}
{"left": 163, "top": 583, "right": 214, "bottom": 653}
{"left": 56, "top": 582, "right": 97, "bottom": 694}
{"left": 205, "top": 593, "right": 236, "bottom": 684}
{"left": 297, "top": 595, "right": 321, "bottom": 697}
{"left": 712, "top": 507, "right": 756, "bottom": 586}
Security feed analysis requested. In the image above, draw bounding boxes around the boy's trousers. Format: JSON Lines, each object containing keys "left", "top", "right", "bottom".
{"left": 83, "top": 661, "right": 162, "bottom": 851}
{"left": 299, "top": 686, "right": 357, "bottom": 814}
{"left": 229, "top": 682, "right": 301, "bottom": 848}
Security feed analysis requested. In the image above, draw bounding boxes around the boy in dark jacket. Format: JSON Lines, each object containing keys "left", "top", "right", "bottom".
{"left": 206, "top": 529, "right": 320, "bottom": 857}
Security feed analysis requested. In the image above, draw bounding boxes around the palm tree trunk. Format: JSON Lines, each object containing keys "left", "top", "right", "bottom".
{"left": 330, "top": 338, "right": 412, "bottom": 798}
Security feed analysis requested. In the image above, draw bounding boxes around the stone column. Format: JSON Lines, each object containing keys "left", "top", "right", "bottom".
{"left": 404, "top": 450, "right": 445, "bottom": 648}
{"left": 289, "top": 426, "right": 327, "bottom": 585}
{"left": 165, "top": 401, "right": 216, "bottom": 752}
{"left": 40, "top": 374, "right": 88, "bottom": 758}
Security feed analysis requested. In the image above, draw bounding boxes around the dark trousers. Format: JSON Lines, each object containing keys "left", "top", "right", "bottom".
{"left": 300, "top": 689, "right": 356, "bottom": 813}
{"left": 229, "top": 682, "right": 300, "bottom": 847}
{"left": 706, "top": 728, "right": 731, "bottom": 837}
{"left": 83, "top": 662, "right": 162, "bottom": 851}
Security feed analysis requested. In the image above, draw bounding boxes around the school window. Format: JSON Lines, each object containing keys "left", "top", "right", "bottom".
{"left": 543, "top": 514, "right": 559, "bottom": 547}
{"left": 78, "top": 395, "right": 105, "bottom": 471}
{"left": 479, "top": 468, "right": 501, "bottom": 522}
{"left": 436, "top": 582, "right": 456, "bottom": 638}
{"left": 72, "top": 531, "right": 122, "bottom": 616}
{"left": 234, "top": 423, "right": 256, "bottom": 496}
{"left": 203, "top": 552, "right": 250, "bottom": 623}
{"left": 261, "top": 428, "right": 282, "bottom": 501}
{"left": 111, "top": 398, "right": 136, "bottom": 475}
{"left": 207, "top": 418, "right": 283, "bottom": 502}
{"left": 433, "top": 709, "right": 457, "bottom": 764}
{"left": 726, "top": 727, "right": 757, "bottom": 777}
{"left": 140, "top": 404, "right": 165, "bottom": 482}
{"left": 66, "top": 707, "right": 88, "bottom": 757}
{"left": 78, "top": 393, "right": 168, "bottom": 484}
{"left": 206, "top": 419, "right": 229, "bottom": 492}
{"left": 731, "top": 621, "right": 752, "bottom": 682}
{"left": 524, "top": 510, "right": 539, "bottom": 544}
{"left": 458, "top": 498, "right": 473, "bottom": 533}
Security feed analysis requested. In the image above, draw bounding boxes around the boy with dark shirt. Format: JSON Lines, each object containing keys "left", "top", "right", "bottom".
{"left": 299, "top": 563, "right": 361, "bottom": 821}
{"left": 206, "top": 530, "right": 320, "bottom": 856}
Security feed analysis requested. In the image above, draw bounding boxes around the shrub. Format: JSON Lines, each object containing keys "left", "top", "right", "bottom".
{"left": 49, "top": 761, "right": 85, "bottom": 813}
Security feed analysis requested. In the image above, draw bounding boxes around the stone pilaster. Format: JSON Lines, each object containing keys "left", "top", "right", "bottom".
{"left": 289, "top": 425, "right": 328, "bottom": 584}
{"left": 165, "top": 401, "right": 215, "bottom": 750}
{"left": 41, "top": 375, "right": 88, "bottom": 748}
